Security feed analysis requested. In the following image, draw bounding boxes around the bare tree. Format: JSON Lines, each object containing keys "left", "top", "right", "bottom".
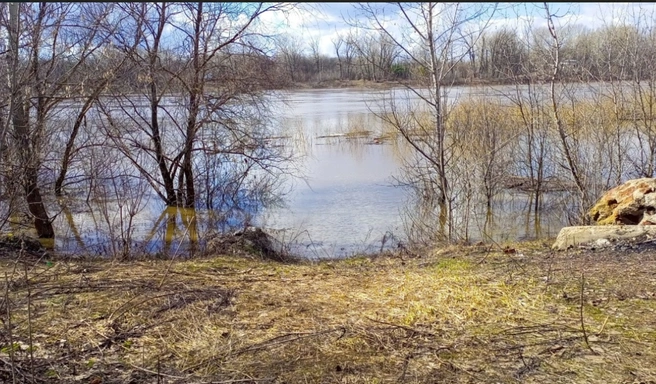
{"left": 332, "top": 34, "right": 345, "bottom": 80}
{"left": 308, "top": 34, "right": 323, "bottom": 82}
{"left": 99, "top": 2, "right": 293, "bottom": 211}
{"left": 350, "top": 3, "right": 496, "bottom": 242}
{"left": 544, "top": 3, "right": 592, "bottom": 217}
{"left": 5, "top": 2, "right": 54, "bottom": 237}
{"left": 333, "top": 33, "right": 357, "bottom": 80}
{"left": 347, "top": 29, "right": 400, "bottom": 81}
{"left": 486, "top": 28, "right": 526, "bottom": 81}
{"left": 1, "top": 3, "right": 115, "bottom": 237}
{"left": 493, "top": 10, "right": 553, "bottom": 216}
{"left": 275, "top": 33, "right": 307, "bottom": 83}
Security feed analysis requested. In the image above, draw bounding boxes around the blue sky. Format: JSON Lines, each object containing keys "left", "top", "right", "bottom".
{"left": 259, "top": 2, "right": 656, "bottom": 56}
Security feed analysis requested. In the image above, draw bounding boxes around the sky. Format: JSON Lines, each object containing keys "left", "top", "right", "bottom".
{"left": 260, "top": 2, "right": 656, "bottom": 56}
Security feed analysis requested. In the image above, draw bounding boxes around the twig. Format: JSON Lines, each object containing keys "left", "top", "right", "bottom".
{"left": 184, "top": 328, "right": 345, "bottom": 372}
{"left": 579, "top": 273, "right": 596, "bottom": 354}
{"left": 398, "top": 353, "right": 415, "bottom": 383}
{"left": 157, "top": 354, "right": 161, "bottom": 384}
{"left": 204, "top": 378, "right": 277, "bottom": 384}
{"left": 235, "top": 328, "right": 345, "bottom": 355}
{"left": 108, "top": 288, "right": 223, "bottom": 322}
{"left": 157, "top": 211, "right": 194, "bottom": 290}
{"left": 24, "top": 264, "right": 35, "bottom": 381}
{"left": 492, "top": 336, "right": 581, "bottom": 352}
{"left": 596, "top": 316, "right": 609, "bottom": 337}
{"left": 108, "top": 291, "right": 185, "bottom": 322}
{"left": 366, "top": 316, "right": 438, "bottom": 337}
{"left": 636, "top": 238, "right": 656, "bottom": 246}
{"left": 4, "top": 271, "right": 16, "bottom": 384}
{"left": 0, "top": 357, "right": 33, "bottom": 383}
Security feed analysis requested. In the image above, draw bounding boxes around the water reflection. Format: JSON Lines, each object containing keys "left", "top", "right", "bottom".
{"left": 143, "top": 207, "right": 199, "bottom": 255}
{"left": 51, "top": 200, "right": 239, "bottom": 257}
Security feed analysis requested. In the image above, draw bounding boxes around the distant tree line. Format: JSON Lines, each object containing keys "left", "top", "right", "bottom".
{"left": 272, "top": 22, "right": 656, "bottom": 86}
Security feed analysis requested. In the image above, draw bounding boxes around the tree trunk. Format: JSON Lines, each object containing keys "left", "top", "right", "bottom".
{"left": 11, "top": 100, "right": 54, "bottom": 238}
{"left": 9, "top": 3, "right": 54, "bottom": 238}
{"left": 25, "top": 168, "right": 54, "bottom": 238}
{"left": 149, "top": 3, "right": 177, "bottom": 206}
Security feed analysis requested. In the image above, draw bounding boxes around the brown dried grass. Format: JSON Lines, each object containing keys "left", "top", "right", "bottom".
{"left": 1, "top": 240, "right": 655, "bottom": 383}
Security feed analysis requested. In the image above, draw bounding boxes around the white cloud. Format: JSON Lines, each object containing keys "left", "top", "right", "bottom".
{"left": 218, "top": 2, "right": 656, "bottom": 57}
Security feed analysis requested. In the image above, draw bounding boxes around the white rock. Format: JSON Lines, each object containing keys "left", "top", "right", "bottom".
{"left": 552, "top": 225, "right": 656, "bottom": 250}
{"left": 593, "top": 238, "right": 612, "bottom": 247}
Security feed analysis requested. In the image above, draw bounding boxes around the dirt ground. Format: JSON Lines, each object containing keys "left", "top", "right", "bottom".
{"left": 0, "top": 239, "right": 655, "bottom": 383}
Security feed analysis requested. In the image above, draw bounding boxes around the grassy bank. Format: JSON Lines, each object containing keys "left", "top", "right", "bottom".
{"left": 279, "top": 78, "right": 535, "bottom": 90}
{"left": 1, "top": 241, "right": 655, "bottom": 383}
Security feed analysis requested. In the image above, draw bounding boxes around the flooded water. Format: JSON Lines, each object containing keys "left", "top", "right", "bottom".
{"left": 255, "top": 89, "right": 411, "bottom": 257}
{"left": 253, "top": 87, "right": 570, "bottom": 257}
{"left": 11, "top": 85, "right": 597, "bottom": 258}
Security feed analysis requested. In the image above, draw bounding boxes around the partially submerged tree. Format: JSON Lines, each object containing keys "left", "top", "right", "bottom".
{"left": 1, "top": 3, "right": 116, "bottom": 237}
{"left": 0, "top": 2, "right": 293, "bottom": 240}
{"left": 99, "top": 2, "right": 293, "bottom": 210}
{"left": 350, "top": 2, "right": 497, "bottom": 242}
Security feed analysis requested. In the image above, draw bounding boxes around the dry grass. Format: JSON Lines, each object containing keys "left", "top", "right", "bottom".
{"left": 1, "top": 240, "right": 655, "bottom": 383}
